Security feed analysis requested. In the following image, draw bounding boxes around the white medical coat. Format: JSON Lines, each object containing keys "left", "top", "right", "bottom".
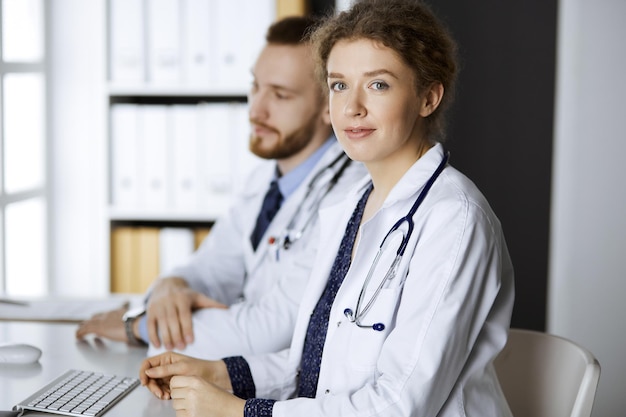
{"left": 246, "top": 143, "right": 515, "bottom": 416}
{"left": 147, "top": 140, "right": 368, "bottom": 359}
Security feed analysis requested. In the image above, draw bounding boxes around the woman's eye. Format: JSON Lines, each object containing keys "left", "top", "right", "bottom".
{"left": 330, "top": 81, "right": 347, "bottom": 91}
{"left": 370, "top": 81, "right": 389, "bottom": 91}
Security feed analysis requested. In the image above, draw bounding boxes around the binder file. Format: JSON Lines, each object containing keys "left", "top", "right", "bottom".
{"left": 109, "top": 0, "right": 145, "bottom": 83}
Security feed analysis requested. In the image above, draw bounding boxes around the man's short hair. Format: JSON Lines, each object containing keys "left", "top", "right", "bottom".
{"left": 266, "top": 15, "right": 320, "bottom": 45}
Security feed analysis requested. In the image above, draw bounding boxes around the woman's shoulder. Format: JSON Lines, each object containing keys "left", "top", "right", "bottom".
{"left": 429, "top": 165, "right": 504, "bottom": 233}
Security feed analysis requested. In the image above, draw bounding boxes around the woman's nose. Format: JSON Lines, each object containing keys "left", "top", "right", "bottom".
{"left": 344, "top": 91, "right": 366, "bottom": 117}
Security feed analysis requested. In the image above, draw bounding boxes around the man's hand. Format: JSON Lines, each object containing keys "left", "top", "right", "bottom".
{"left": 75, "top": 307, "right": 127, "bottom": 342}
{"left": 146, "top": 277, "right": 227, "bottom": 351}
{"left": 139, "top": 351, "right": 232, "bottom": 400}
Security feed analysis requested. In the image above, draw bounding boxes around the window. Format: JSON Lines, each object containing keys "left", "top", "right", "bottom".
{"left": 0, "top": 0, "right": 48, "bottom": 296}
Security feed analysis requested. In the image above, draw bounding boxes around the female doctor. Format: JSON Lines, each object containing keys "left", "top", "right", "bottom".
{"left": 138, "top": 1, "right": 516, "bottom": 416}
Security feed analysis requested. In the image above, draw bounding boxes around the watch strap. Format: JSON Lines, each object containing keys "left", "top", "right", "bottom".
{"left": 124, "top": 311, "right": 147, "bottom": 346}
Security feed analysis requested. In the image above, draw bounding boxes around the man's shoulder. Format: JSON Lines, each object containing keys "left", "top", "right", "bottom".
{"left": 236, "top": 159, "right": 276, "bottom": 196}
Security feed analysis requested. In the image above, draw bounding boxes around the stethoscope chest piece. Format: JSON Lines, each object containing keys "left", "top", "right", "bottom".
{"left": 343, "top": 308, "right": 385, "bottom": 332}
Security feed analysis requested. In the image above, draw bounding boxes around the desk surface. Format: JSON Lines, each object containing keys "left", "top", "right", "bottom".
{"left": 0, "top": 321, "right": 174, "bottom": 417}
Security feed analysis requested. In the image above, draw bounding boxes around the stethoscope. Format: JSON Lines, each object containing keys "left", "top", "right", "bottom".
{"left": 267, "top": 151, "right": 352, "bottom": 255}
{"left": 343, "top": 150, "right": 450, "bottom": 332}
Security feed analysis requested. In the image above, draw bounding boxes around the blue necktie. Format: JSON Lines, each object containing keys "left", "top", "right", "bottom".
{"left": 296, "top": 184, "right": 372, "bottom": 398}
{"left": 250, "top": 180, "right": 283, "bottom": 251}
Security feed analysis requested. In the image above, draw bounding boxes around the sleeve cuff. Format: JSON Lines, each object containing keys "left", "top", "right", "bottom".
{"left": 223, "top": 356, "right": 256, "bottom": 399}
{"left": 244, "top": 399, "right": 276, "bottom": 417}
{"left": 137, "top": 314, "right": 149, "bottom": 343}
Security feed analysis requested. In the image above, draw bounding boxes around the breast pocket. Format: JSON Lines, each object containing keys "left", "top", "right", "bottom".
{"left": 347, "top": 286, "right": 403, "bottom": 371}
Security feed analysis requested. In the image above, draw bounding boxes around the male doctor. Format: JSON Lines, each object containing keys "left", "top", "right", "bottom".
{"left": 76, "top": 16, "right": 367, "bottom": 359}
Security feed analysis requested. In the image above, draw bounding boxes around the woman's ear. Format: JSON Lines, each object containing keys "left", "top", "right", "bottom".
{"left": 419, "top": 82, "right": 444, "bottom": 118}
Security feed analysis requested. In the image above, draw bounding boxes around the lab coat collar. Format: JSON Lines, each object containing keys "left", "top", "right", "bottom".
{"left": 238, "top": 136, "right": 343, "bottom": 200}
{"left": 239, "top": 161, "right": 278, "bottom": 200}
{"left": 316, "top": 143, "right": 447, "bottom": 220}
{"left": 380, "top": 142, "right": 446, "bottom": 208}
{"left": 245, "top": 139, "right": 354, "bottom": 268}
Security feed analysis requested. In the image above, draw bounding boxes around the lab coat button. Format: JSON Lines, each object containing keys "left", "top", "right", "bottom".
{"left": 325, "top": 389, "right": 330, "bottom": 394}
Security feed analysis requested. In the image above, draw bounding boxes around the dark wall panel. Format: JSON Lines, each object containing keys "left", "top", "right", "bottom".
{"left": 427, "top": 0, "right": 558, "bottom": 330}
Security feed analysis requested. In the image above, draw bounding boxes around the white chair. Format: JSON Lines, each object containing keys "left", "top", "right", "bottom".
{"left": 494, "top": 328, "right": 601, "bottom": 417}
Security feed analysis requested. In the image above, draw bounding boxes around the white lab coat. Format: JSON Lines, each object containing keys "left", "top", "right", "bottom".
{"left": 147, "top": 140, "right": 368, "bottom": 359}
{"left": 246, "top": 143, "right": 515, "bottom": 416}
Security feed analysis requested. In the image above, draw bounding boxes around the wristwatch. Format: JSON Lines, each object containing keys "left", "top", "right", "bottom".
{"left": 122, "top": 306, "right": 147, "bottom": 346}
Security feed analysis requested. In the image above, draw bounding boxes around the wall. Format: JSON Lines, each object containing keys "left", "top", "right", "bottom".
{"left": 48, "top": 0, "right": 108, "bottom": 295}
{"left": 549, "top": 0, "right": 626, "bottom": 416}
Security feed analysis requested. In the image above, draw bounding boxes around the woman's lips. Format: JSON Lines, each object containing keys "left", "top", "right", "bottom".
{"left": 344, "top": 127, "right": 375, "bottom": 139}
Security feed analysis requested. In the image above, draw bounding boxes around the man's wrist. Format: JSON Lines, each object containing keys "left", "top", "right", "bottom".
{"left": 154, "top": 276, "right": 189, "bottom": 294}
{"left": 122, "top": 306, "right": 147, "bottom": 346}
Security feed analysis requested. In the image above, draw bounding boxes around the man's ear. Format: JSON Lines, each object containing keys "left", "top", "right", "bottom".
{"left": 322, "top": 101, "right": 331, "bottom": 125}
{"left": 419, "top": 82, "right": 444, "bottom": 118}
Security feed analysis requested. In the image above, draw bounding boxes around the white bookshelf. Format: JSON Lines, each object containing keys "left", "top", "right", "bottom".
{"left": 104, "top": 0, "right": 283, "bottom": 292}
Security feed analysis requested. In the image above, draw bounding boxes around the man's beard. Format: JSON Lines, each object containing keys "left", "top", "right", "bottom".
{"left": 249, "top": 113, "right": 320, "bottom": 160}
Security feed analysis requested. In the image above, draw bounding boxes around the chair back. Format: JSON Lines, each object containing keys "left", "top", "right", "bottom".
{"left": 494, "top": 328, "right": 600, "bottom": 417}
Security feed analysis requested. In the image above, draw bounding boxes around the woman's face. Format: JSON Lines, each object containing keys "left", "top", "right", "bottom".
{"left": 327, "top": 38, "right": 428, "bottom": 169}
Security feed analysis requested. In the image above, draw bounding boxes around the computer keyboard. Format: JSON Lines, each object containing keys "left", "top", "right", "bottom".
{"left": 13, "top": 369, "right": 140, "bottom": 417}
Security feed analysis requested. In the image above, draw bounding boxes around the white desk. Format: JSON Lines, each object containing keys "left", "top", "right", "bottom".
{"left": 0, "top": 321, "right": 175, "bottom": 416}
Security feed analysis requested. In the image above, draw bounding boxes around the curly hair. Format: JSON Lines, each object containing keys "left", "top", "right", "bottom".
{"left": 311, "top": 0, "right": 458, "bottom": 142}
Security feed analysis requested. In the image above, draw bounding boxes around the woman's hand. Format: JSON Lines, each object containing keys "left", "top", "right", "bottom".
{"left": 139, "top": 351, "right": 232, "bottom": 400}
{"left": 170, "top": 375, "right": 245, "bottom": 417}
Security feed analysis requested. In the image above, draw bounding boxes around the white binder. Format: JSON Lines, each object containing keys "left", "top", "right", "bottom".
{"left": 171, "top": 105, "right": 199, "bottom": 211}
{"left": 158, "top": 227, "right": 195, "bottom": 274}
{"left": 231, "top": 102, "right": 262, "bottom": 192}
{"left": 109, "top": 0, "right": 145, "bottom": 83}
{"left": 197, "top": 103, "right": 233, "bottom": 216}
{"left": 181, "top": 0, "right": 214, "bottom": 86}
{"left": 213, "top": 0, "right": 274, "bottom": 89}
{"left": 138, "top": 105, "right": 170, "bottom": 208}
{"left": 147, "top": 0, "right": 181, "bottom": 84}
{"left": 110, "top": 104, "right": 140, "bottom": 208}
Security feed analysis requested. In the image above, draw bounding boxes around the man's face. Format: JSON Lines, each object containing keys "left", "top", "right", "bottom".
{"left": 248, "top": 43, "right": 326, "bottom": 160}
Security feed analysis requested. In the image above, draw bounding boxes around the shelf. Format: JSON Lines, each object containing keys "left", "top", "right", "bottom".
{"left": 107, "top": 84, "right": 249, "bottom": 98}
{"left": 108, "top": 207, "right": 222, "bottom": 223}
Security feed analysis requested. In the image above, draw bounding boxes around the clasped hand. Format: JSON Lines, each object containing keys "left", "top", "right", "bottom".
{"left": 140, "top": 351, "right": 245, "bottom": 417}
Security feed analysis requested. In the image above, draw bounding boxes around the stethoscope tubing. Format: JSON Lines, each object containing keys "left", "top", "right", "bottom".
{"left": 384, "top": 150, "right": 450, "bottom": 257}
{"left": 275, "top": 152, "right": 353, "bottom": 250}
{"left": 345, "top": 150, "right": 450, "bottom": 331}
